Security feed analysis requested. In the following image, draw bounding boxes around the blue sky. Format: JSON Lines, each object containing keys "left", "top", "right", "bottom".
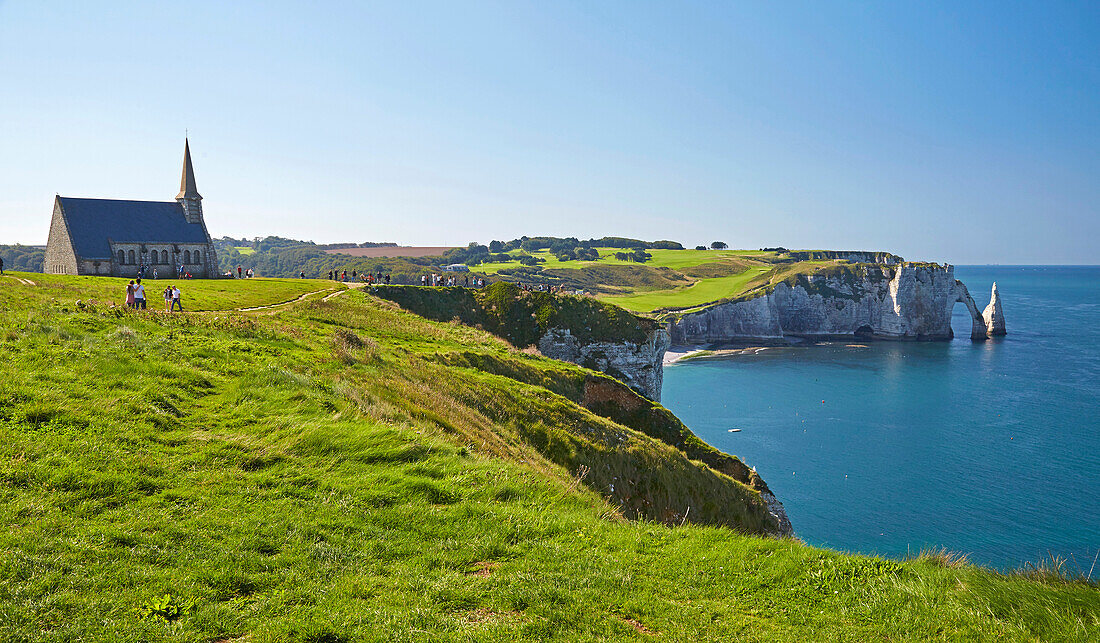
{"left": 1, "top": 1, "right": 1097, "bottom": 263}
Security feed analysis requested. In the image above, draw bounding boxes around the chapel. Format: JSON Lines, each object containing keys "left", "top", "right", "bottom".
{"left": 44, "top": 140, "right": 219, "bottom": 277}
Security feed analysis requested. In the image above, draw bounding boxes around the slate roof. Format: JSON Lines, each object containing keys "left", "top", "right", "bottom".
{"left": 57, "top": 197, "right": 208, "bottom": 260}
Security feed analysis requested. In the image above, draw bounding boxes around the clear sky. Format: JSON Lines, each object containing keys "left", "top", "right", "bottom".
{"left": 1, "top": 1, "right": 1097, "bottom": 264}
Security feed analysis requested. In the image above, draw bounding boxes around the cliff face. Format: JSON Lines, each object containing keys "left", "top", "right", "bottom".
{"left": 671, "top": 263, "right": 1003, "bottom": 343}
{"left": 539, "top": 327, "right": 670, "bottom": 402}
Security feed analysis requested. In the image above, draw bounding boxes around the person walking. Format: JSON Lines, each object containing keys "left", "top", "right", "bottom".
{"left": 1, "top": 256, "right": 5, "bottom": 274}
{"left": 163, "top": 285, "right": 173, "bottom": 311}
{"left": 133, "top": 279, "right": 146, "bottom": 310}
{"left": 125, "top": 281, "right": 135, "bottom": 309}
{"left": 237, "top": 265, "right": 243, "bottom": 279}
{"left": 172, "top": 285, "right": 183, "bottom": 312}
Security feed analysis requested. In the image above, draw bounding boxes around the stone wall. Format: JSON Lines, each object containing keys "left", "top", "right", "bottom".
{"left": 108, "top": 242, "right": 216, "bottom": 278}
{"left": 43, "top": 200, "right": 80, "bottom": 275}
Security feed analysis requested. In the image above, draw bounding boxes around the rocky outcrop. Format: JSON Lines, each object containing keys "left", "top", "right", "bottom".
{"left": 983, "top": 282, "right": 1006, "bottom": 336}
{"left": 539, "top": 326, "right": 671, "bottom": 402}
{"left": 578, "top": 375, "right": 792, "bottom": 536}
{"left": 670, "top": 263, "right": 1005, "bottom": 343}
{"left": 758, "top": 488, "right": 793, "bottom": 535}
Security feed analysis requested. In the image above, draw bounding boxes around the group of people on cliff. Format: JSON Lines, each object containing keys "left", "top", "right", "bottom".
{"left": 326, "top": 270, "right": 392, "bottom": 284}
{"left": 123, "top": 279, "right": 183, "bottom": 312}
{"left": 421, "top": 274, "right": 485, "bottom": 288}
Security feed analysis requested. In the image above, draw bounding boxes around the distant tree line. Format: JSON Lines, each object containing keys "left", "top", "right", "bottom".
{"left": 217, "top": 244, "right": 436, "bottom": 282}
{"left": 489, "top": 236, "right": 681, "bottom": 252}
{"left": 207, "top": 234, "right": 700, "bottom": 278}
{"left": 0, "top": 245, "right": 45, "bottom": 272}
{"left": 613, "top": 249, "right": 653, "bottom": 262}
{"left": 214, "top": 236, "right": 398, "bottom": 253}
{"left": 453, "top": 236, "right": 681, "bottom": 266}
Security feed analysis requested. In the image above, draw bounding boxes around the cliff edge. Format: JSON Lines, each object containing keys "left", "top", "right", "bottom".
{"left": 372, "top": 283, "right": 670, "bottom": 401}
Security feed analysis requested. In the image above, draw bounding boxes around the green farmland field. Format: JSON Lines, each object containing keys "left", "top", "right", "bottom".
{"left": 601, "top": 265, "right": 773, "bottom": 312}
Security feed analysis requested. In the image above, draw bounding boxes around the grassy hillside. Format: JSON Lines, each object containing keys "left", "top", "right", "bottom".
{"left": 468, "top": 247, "right": 906, "bottom": 315}
{"left": 605, "top": 266, "right": 774, "bottom": 312}
{"left": 2, "top": 273, "right": 336, "bottom": 311}
{"left": 1, "top": 273, "right": 1096, "bottom": 641}
{"left": 371, "top": 282, "right": 659, "bottom": 346}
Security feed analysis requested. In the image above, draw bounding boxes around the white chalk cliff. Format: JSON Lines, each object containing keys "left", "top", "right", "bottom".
{"left": 983, "top": 282, "right": 1007, "bottom": 336}
{"left": 539, "top": 326, "right": 671, "bottom": 402}
{"left": 669, "top": 263, "right": 1005, "bottom": 344}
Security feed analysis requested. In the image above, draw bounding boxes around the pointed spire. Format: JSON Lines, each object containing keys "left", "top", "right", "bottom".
{"left": 176, "top": 138, "right": 202, "bottom": 201}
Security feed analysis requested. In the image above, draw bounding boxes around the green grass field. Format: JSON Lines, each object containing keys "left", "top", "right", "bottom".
{"left": 603, "top": 266, "right": 773, "bottom": 312}
{"left": 3, "top": 273, "right": 337, "bottom": 311}
{"left": 233, "top": 246, "right": 256, "bottom": 256}
{"left": 0, "top": 275, "right": 1096, "bottom": 641}
{"left": 631, "top": 248, "right": 772, "bottom": 269}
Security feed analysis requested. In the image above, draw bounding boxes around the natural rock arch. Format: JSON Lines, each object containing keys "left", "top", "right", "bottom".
{"left": 953, "top": 281, "right": 991, "bottom": 340}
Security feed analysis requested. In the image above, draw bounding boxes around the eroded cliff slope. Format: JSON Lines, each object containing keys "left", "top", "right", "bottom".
{"left": 372, "top": 282, "right": 669, "bottom": 401}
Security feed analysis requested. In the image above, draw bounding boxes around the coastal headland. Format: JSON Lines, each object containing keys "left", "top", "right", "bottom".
{"left": 1, "top": 253, "right": 1092, "bottom": 641}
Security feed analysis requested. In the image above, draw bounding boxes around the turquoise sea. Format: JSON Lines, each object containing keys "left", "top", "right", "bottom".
{"left": 663, "top": 266, "right": 1100, "bottom": 570}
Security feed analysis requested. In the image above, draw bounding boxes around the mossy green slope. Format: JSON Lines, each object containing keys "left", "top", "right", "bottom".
{"left": 371, "top": 282, "right": 659, "bottom": 346}
{"left": 0, "top": 275, "right": 1096, "bottom": 641}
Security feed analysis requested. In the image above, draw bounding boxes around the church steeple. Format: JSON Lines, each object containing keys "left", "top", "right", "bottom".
{"left": 177, "top": 138, "right": 201, "bottom": 200}
{"left": 176, "top": 138, "right": 204, "bottom": 224}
